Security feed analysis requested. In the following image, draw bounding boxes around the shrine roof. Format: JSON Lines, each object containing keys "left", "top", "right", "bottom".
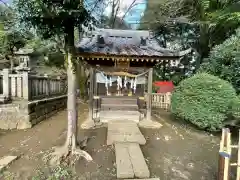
{"left": 76, "top": 29, "right": 191, "bottom": 58}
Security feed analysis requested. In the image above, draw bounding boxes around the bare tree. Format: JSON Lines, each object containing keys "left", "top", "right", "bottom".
{"left": 104, "top": 0, "right": 143, "bottom": 29}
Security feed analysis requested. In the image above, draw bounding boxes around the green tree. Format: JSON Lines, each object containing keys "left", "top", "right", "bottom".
{"left": 140, "top": 0, "right": 240, "bottom": 69}
{"left": 174, "top": 0, "right": 240, "bottom": 69}
{"left": 199, "top": 28, "right": 240, "bottom": 93}
{"left": 139, "top": 1, "right": 198, "bottom": 83}
{"left": 15, "top": 0, "right": 93, "bottom": 164}
{"left": 0, "top": 4, "right": 33, "bottom": 70}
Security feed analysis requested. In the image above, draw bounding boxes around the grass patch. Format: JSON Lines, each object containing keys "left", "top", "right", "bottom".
{"left": 0, "top": 164, "right": 79, "bottom": 180}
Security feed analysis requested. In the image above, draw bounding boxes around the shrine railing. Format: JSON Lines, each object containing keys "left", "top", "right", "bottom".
{"left": 146, "top": 92, "right": 172, "bottom": 110}
{"left": 218, "top": 128, "right": 240, "bottom": 180}
{"left": 0, "top": 68, "right": 67, "bottom": 101}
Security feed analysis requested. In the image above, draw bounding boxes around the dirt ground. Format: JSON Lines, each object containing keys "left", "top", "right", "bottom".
{"left": 0, "top": 105, "right": 237, "bottom": 179}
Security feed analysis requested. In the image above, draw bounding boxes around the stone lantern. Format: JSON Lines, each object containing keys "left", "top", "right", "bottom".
{"left": 14, "top": 48, "right": 33, "bottom": 73}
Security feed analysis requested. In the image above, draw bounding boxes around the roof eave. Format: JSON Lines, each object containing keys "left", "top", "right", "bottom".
{"left": 75, "top": 51, "right": 182, "bottom": 59}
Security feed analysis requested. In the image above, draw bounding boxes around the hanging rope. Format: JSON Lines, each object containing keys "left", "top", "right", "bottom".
{"left": 95, "top": 68, "right": 150, "bottom": 95}
{"left": 124, "top": 76, "right": 127, "bottom": 88}
{"left": 133, "top": 78, "right": 137, "bottom": 93}
{"left": 95, "top": 68, "right": 150, "bottom": 78}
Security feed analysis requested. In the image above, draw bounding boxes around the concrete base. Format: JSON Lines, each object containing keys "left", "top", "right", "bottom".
{"left": 138, "top": 120, "right": 163, "bottom": 129}
{"left": 81, "top": 116, "right": 95, "bottom": 129}
{"left": 0, "top": 95, "right": 67, "bottom": 130}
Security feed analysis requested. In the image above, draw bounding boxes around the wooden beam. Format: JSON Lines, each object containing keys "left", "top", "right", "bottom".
{"left": 146, "top": 68, "right": 153, "bottom": 121}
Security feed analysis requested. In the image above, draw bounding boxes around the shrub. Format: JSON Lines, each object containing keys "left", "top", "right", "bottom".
{"left": 171, "top": 73, "right": 236, "bottom": 131}
{"left": 229, "top": 95, "right": 240, "bottom": 120}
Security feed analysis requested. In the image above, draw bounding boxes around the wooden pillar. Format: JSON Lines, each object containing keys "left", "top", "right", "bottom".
{"left": 237, "top": 130, "right": 240, "bottom": 180}
{"left": 93, "top": 68, "right": 97, "bottom": 96}
{"left": 146, "top": 68, "right": 153, "bottom": 121}
{"left": 92, "top": 68, "right": 98, "bottom": 121}
{"left": 88, "top": 67, "right": 94, "bottom": 122}
{"left": 218, "top": 128, "right": 231, "bottom": 180}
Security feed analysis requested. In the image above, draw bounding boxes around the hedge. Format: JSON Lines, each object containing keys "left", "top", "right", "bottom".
{"left": 229, "top": 95, "right": 240, "bottom": 120}
{"left": 171, "top": 73, "right": 236, "bottom": 131}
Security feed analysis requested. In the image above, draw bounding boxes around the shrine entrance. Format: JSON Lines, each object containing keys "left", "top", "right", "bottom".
{"left": 92, "top": 66, "right": 149, "bottom": 122}
{"left": 76, "top": 29, "right": 191, "bottom": 125}
{"left": 95, "top": 68, "right": 147, "bottom": 97}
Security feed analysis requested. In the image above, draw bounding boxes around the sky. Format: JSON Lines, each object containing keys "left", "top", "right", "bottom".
{"left": 105, "top": 0, "right": 146, "bottom": 26}
{"left": 85, "top": 0, "right": 147, "bottom": 29}
{"left": 1, "top": 0, "right": 147, "bottom": 29}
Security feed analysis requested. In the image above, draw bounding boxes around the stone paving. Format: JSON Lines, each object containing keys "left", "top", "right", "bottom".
{"left": 107, "top": 120, "right": 159, "bottom": 179}
{"left": 124, "top": 178, "right": 160, "bottom": 180}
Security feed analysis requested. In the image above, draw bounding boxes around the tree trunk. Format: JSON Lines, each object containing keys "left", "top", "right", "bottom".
{"left": 65, "top": 51, "right": 78, "bottom": 149}
{"left": 64, "top": 21, "right": 78, "bottom": 150}
{"left": 50, "top": 3, "right": 92, "bottom": 163}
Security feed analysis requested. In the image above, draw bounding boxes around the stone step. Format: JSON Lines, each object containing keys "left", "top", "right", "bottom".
{"left": 101, "top": 97, "right": 137, "bottom": 105}
{"left": 101, "top": 111, "right": 140, "bottom": 123}
{"left": 107, "top": 120, "right": 145, "bottom": 145}
{"left": 101, "top": 104, "right": 138, "bottom": 111}
{"left": 115, "top": 143, "right": 150, "bottom": 179}
{"left": 101, "top": 96, "right": 137, "bottom": 99}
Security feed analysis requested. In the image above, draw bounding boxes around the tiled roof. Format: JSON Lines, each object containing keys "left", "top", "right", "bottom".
{"left": 76, "top": 29, "right": 191, "bottom": 57}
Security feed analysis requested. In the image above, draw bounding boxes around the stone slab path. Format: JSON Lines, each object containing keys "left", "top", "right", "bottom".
{"left": 115, "top": 143, "right": 150, "bottom": 179}
{"left": 107, "top": 120, "right": 152, "bottom": 179}
{"left": 124, "top": 179, "right": 160, "bottom": 180}
{"left": 0, "top": 156, "right": 18, "bottom": 172}
{"left": 115, "top": 143, "right": 134, "bottom": 178}
{"left": 107, "top": 120, "right": 146, "bottom": 145}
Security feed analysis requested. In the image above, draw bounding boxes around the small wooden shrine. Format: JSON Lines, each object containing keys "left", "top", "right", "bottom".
{"left": 76, "top": 28, "right": 191, "bottom": 123}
